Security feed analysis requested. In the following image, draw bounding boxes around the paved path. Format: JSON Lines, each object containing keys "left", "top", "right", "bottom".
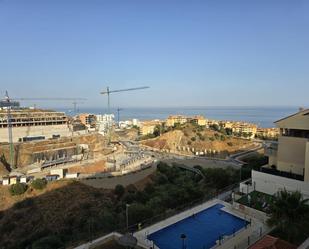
{"left": 80, "top": 164, "right": 157, "bottom": 189}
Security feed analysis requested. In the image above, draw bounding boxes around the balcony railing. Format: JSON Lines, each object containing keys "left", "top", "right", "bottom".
{"left": 260, "top": 167, "right": 304, "bottom": 181}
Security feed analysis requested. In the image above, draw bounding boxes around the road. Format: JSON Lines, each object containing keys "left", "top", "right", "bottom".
{"left": 80, "top": 163, "right": 157, "bottom": 189}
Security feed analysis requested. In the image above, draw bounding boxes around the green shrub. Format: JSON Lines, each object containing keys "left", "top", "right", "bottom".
{"left": 9, "top": 183, "right": 27, "bottom": 196}
{"left": 114, "top": 184, "right": 125, "bottom": 198}
{"left": 227, "top": 142, "right": 233, "bottom": 146}
{"left": 32, "top": 235, "right": 64, "bottom": 249}
{"left": 31, "top": 179, "right": 47, "bottom": 190}
{"left": 191, "top": 137, "right": 196, "bottom": 142}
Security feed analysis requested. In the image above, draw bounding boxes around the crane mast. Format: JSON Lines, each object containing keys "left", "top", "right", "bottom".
{"left": 100, "top": 86, "right": 149, "bottom": 142}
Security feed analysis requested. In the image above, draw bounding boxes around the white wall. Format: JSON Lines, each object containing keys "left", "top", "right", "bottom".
{"left": 252, "top": 170, "right": 309, "bottom": 199}
{"left": 239, "top": 180, "right": 255, "bottom": 194}
{"left": 0, "top": 125, "right": 72, "bottom": 142}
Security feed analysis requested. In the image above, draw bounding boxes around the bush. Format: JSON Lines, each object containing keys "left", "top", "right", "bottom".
{"left": 227, "top": 142, "right": 233, "bottom": 146}
{"left": 9, "top": 183, "right": 27, "bottom": 196}
{"left": 32, "top": 235, "right": 64, "bottom": 249}
{"left": 191, "top": 137, "right": 196, "bottom": 142}
{"left": 114, "top": 184, "right": 125, "bottom": 198}
{"left": 31, "top": 178, "right": 47, "bottom": 190}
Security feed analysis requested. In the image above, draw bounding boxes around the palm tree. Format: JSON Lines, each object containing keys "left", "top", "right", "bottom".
{"left": 267, "top": 190, "right": 309, "bottom": 242}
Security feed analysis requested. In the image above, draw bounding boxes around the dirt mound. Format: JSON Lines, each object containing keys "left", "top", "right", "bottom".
{"left": 142, "top": 130, "right": 184, "bottom": 150}
{"left": 141, "top": 124, "right": 251, "bottom": 155}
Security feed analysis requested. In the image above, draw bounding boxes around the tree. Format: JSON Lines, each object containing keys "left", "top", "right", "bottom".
{"left": 128, "top": 203, "right": 153, "bottom": 225}
{"left": 31, "top": 178, "right": 47, "bottom": 190}
{"left": 210, "top": 124, "right": 220, "bottom": 132}
{"left": 9, "top": 183, "right": 27, "bottom": 196}
{"left": 114, "top": 184, "right": 125, "bottom": 198}
{"left": 267, "top": 190, "right": 309, "bottom": 243}
{"left": 225, "top": 128, "right": 233, "bottom": 136}
{"left": 32, "top": 235, "right": 64, "bottom": 249}
{"left": 153, "top": 125, "right": 161, "bottom": 137}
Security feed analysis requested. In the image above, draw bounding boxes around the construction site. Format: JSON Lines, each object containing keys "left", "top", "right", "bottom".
{"left": 0, "top": 88, "right": 155, "bottom": 187}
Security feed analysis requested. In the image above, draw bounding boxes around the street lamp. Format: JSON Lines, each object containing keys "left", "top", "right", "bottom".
{"left": 126, "top": 203, "right": 130, "bottom": 231}
{"left": 180, "top": 233, "right": 187, "bottom": 249}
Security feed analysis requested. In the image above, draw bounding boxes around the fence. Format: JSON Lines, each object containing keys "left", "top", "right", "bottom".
{"left": 230, "top": 226, "right": 271, "bottom": 249}
{"left": 71, "top": 182, "right": 241, "bottom": 248}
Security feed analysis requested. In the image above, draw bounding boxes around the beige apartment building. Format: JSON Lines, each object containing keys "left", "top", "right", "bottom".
{"left": 267, "top": 109, "right": 309, "bottom": 180}
{"left": 241, "top": 109, "right": 309, "bottom": 199}
{"left": 140, "top": 120, "right": 161, "bottom": 136}
{"left": 256, "top": 127, "right": 279, "bottom": 138}
{"left": 232, "top": 122, "right": 257, "bottom": 138}
{"left": 78, "top": 113, "right": 96, "bottom": 127}
{"left": 166, "top": 115, "right": 207, "bottom": 127}
{"left": 190, "top": 115, "right": 207, "bottom": 126}
{"left": 166, "top": 115, "right": 188, "bottom": 127}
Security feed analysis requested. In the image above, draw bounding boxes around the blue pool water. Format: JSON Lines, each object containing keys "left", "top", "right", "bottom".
{"left": 148, "top": 204, "right": 247, "bottom": 249}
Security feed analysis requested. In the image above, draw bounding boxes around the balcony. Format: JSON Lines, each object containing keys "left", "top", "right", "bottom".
{"left": 260, "top": 166, "right": 304, "bottom": 181}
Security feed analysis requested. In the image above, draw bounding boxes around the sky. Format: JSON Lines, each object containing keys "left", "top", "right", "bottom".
{"left": 0, "top": 0, "right": 308, "bottom": 109}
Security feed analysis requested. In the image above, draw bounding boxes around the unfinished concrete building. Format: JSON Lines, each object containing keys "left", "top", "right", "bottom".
{"left": 0, "top": 108, "right": 71, "bottom": 142}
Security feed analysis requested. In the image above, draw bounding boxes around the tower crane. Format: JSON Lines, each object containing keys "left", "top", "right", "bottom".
{"left": 1, "top": 91, "right": 86, "bottom": 169}
{"left": 117, "top": 107, "right": 123, "bottom": 128}
{"left": 72, "top": 101, "right": 84, "bottom": 115}
{"left": 100, "top": 86, "right": 149, "bottom": 142}
{"left": 100, "top": 86, "right": 149, "bottom": 113}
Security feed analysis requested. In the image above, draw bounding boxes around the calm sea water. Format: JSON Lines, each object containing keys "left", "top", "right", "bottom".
{"left": 58, "top": 106, "right": 299, "bottom": 128}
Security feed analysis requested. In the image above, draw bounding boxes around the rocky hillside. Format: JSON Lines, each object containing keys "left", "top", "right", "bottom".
{"left": 141, "top": 124, "right": 252, "bottom": 156}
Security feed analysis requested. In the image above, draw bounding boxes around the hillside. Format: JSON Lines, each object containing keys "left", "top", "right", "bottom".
{"left": 0, "top": 180, "right": 116, "bottom": 249}
{"left": 0, "top": 162, "right": 241, "bottom": 249}
{"left": 141, "top": 124, "right": 252, "bottom": 156}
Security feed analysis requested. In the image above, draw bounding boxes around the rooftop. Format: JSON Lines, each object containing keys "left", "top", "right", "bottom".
{"left": 249, "top": 235, "right": 297, "bottom": 249}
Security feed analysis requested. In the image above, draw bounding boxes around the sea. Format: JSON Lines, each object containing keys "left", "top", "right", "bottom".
{"left": 57, "top": 106, "right": 300, "bottom": 128}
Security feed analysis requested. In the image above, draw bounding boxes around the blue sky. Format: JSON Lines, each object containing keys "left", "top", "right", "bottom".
{"left": 0, "top": 0, "right": 308, "bottom": 108}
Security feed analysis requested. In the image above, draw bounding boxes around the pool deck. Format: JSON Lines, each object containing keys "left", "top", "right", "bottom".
{"left": 134, "top": 199, "right": 270, "bottom": 249}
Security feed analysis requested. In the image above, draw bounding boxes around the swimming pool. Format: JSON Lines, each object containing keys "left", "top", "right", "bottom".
{"left": 148, "top": 204, "right": 247, "bottom": 249}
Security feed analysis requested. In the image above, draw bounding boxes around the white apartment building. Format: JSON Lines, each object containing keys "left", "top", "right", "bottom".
{"left": 96, "top": 114, "right": 115, "bottom": 136}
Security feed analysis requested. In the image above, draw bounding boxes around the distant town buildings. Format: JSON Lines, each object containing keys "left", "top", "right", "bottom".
{"left": 166, "top": 115, "right": 207, "bottom": 127}
{"left": 166, "top": 115, "right": 188, "bottom": 127}
{"left": 96, "top": 114, "right": 115, "bottom": 135}
{"left": 140, "top": 120, "right": 162, "bottom": 136}
{"left": 256, "top": 127, "right": 279, "bottom": 139}
{"left": 119, "top": 119, "right": 141, "bottom": 129}
{"left": 77, "top": 113, "right": 96, "bottom": 128}
{"left": 231, "top": 122, "right": 257, "bottom": 138}
{"left": 190, "top": 115, "right": 207, "bottom": 126}
{"left": 0, "top": 99, "right": 20, "bottom": 108}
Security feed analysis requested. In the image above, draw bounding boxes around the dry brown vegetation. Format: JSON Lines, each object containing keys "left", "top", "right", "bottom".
{"left": 0, "top": 180, "right": 115, "bottom": 249}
